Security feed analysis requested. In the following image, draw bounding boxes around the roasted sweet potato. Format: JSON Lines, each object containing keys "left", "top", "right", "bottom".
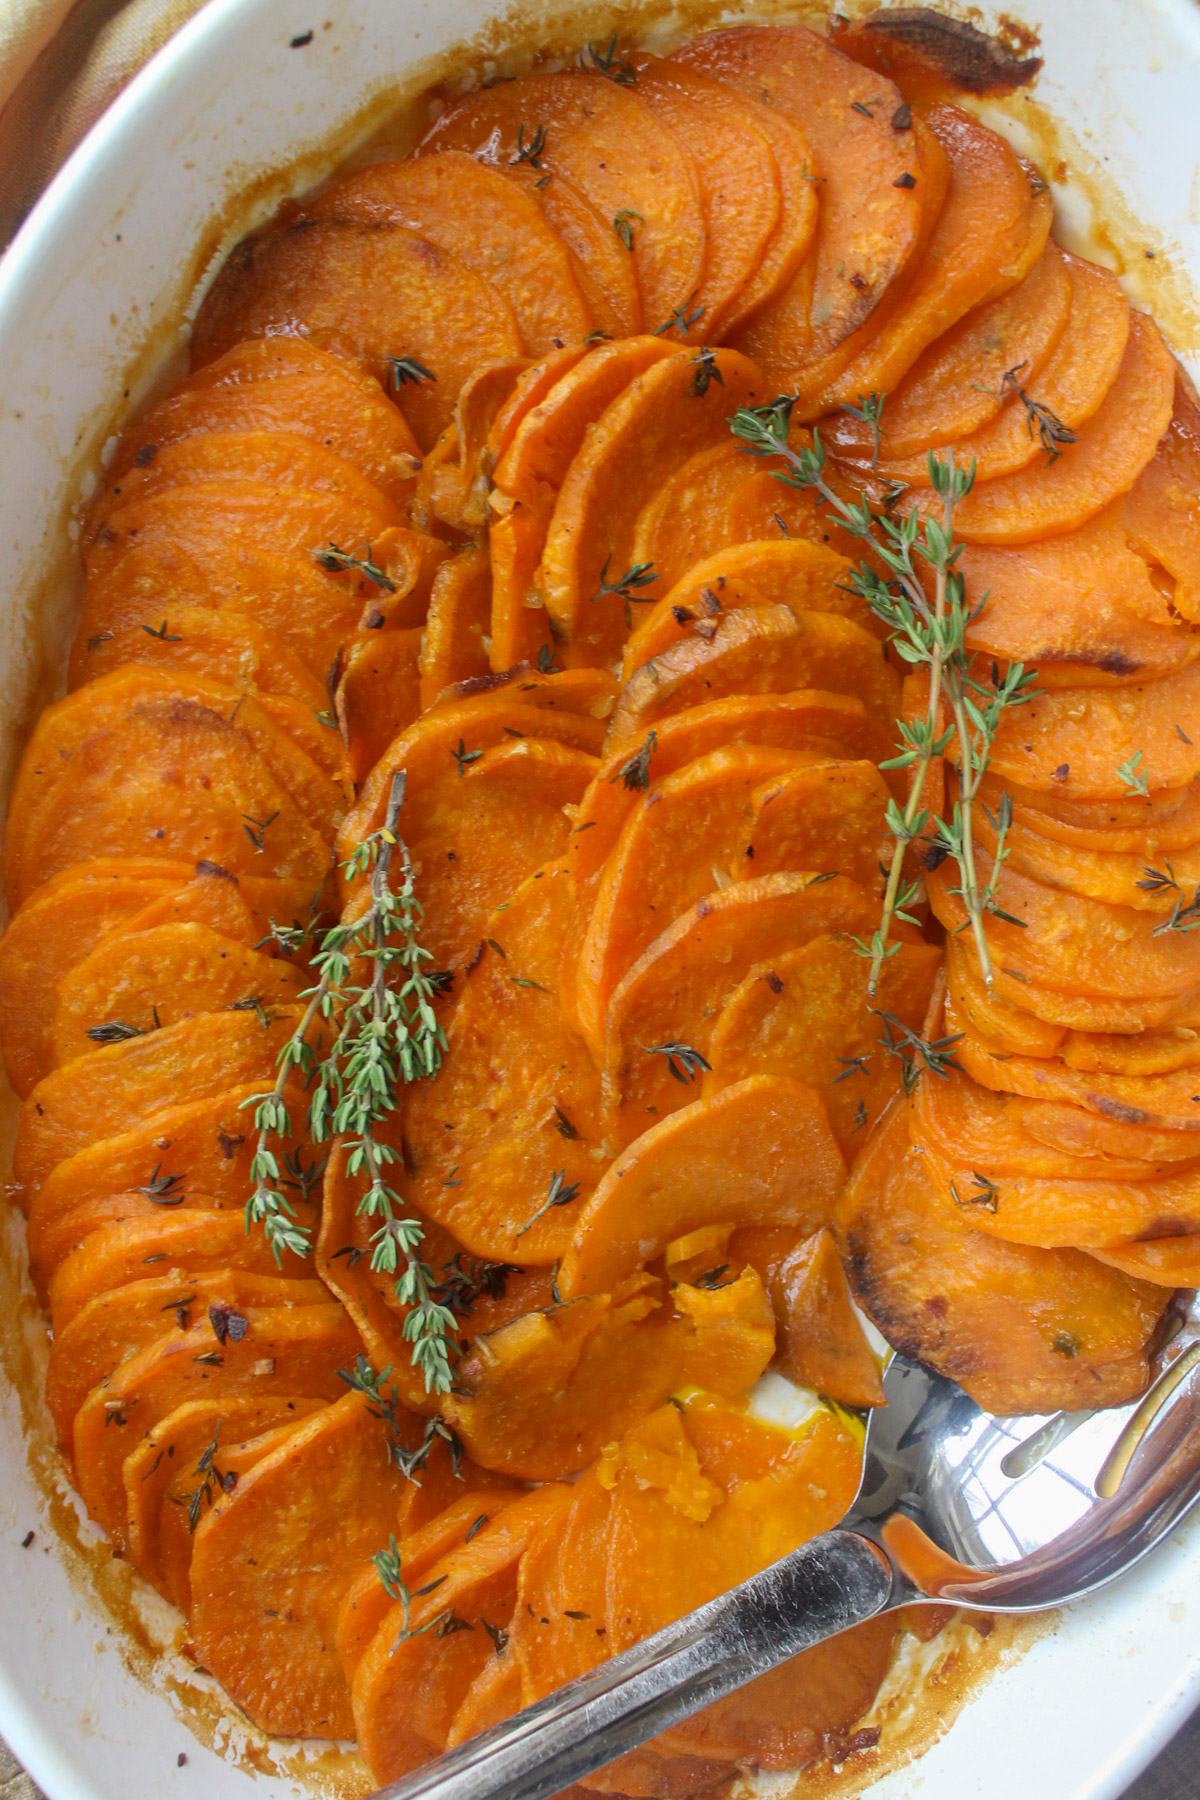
{"left": 192, "top": 213, "right": 525, "bottom": 448}
{"left": 733, "top": 1227, "right": 886, "bottom": 1407}
{"left": 1091, "top": 1237, "right": 1200, "bottom": 1288}
{"left": 72, "top": 601, "right": 326, "bottom": 711}
{"left": 310, "top": 152, "right": 592, "bottom": 353}
{"left": 735, "top": 758, "right": 893, "bottom": 891}
{"left": 419, "top": 71, "right": 705, "bottom": 335}
{"left": 352, "top": 1487, "right": 573, "bottom": 1783}
{"left": 936, "top": 312, "right": 1176, "bottom": 544}
{"left": 122, "top": 1397, "right": 326, "bottom": 1604}
{"left": 814, "top": 103, "right": 1045, "bottom": 416}
{"left": 537, "top": 350, "right": 767, "bottom": 665}
{"left": 46, "top": 1269, "right": 326, "bottom": 1449}
{"left": 487, "top": 346, "right": 591, "bottom": 468}
{"left": 419, "top": 549, "right": 492, "bottom": 710}
{"left": 189, "top": 1391, "right": 431, "bottom": 1737}
{"left": 447, "top": 1269, "right": 774, "bottom": 1479}
{"left": 403, "top": 860, "right": 604, "bottom": 1263}
{"left": 110, "top": 341, "right": 420, "bottom": 501}
{"left": 601, "top": 872, "right": 884, "bottom": 1139}
{"left": 628, "top": 55, "right": 781, "bottom": 337}
{"left": 628, "top": 444, "right": 756, "bottom": 594}
{"left": 826, "top": 243, "right": 1072, "bottom": 463}
{"left": 16, "top": 1005, "right": 299, "bottom": 1200}
{"left": 48, "top": 1209, "right": 315, "bottom": 1333}
{"left": 676, "top": 26, "right": 920, "bottom": 370}
{"left": 71, "top": 1303, "right": 361, "bottom": 1542}
{"left": 576, "top": 743, "right": 822, "bottom": 1048}
{"left": 1117, "top": 374, "right": 1200, "bottom": 624}
{"left": 560, "top": 1076, "right": 846, "bottom": 1297}
{"left": 620, "top": 538, "right": 865, "bottom": 684}
{"left": 50, "top": 921, "right": 305, "bottom": 1069}
{"left": 606, "top": 605, "right": 901, "bottom": 749}
{"left": 973, "top": 790, "right": 1200, "bottom": 912}
{"left": 336, "top": 626, "right": 423, "bottom": 784}
{"left": 836, "top": 1102, "right": 1167, "bottom": 1413}
{"left": 706, "top": 933, "right": 941, "bottom": 1154}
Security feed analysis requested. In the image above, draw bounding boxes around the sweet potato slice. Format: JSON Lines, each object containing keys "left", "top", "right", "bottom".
{"left": 813, "top": 104, "right": 1044, "bottom": 415}
{"left": 932, "top": 312, "right": 1176, "bottom": 544}
{"left": 1117, "top": 374, "right": 1200, "bottom": 623}
{"left": 506, "top": 165, "right": 642, "bottom": 341}
{"left": 836, "top": 1102, "right": 1165, "bottom": 1413}
{"left": 488, "top": 345, "right": 591, "bottom": 468}
{"left": 188, "top": 1391, "right": 430, "bottom": 1737}
{"left": 570, "top": 692, "right": 892, "bottom": 892}
{"left": 0, "top": 862, "right": 187, "bottom": 1098}
{"left": 49, "top": 1209, "right": 315, "bottom": 1333}
{"left": 1063, "top": 1029, "right": 1200, "bottom": 1078}
{"left": 958, "top": 511, "right": 1200, "bottom": 686}
{"left": 111, "top": 359, "right": 419, "bottom": 502}
{"left": 560, "top": 1076, "right": 845, "bottom": 1297}
{"left": 973, "top": 793, "right": 1200, "bottom": 913}
{"left": 601, "top": 872, "right": 883, "bottom": 1139}
{"left": 706, "top": 933, "right": 941, "bottom": 1155}
{"left": 336, "top": 626, "right": 423, "bottom": 784}
{"left": 929, "top": 855, "right": 1200, "bottom": 1002}
{"left": 488, "top": 502, "right": 556, "bottom": 673}
{"left": 447, "top": 1269, "right": 774, "bottom": 1479}
{"left": 576, "top": 744, "right": 820, "bottom": 1048}
{"left": 419, "top": 548, "right": 492, "bottom": 710}
{"left": 735, "top": 1228, "right": 885, "bottom": 1407}
{"left": 676, "top": 26, "right": 919, "bottom": 367}
{"left": 1091, "top": 1237, "right": 1200, "bottom": 1288}
{"left": 26, "top": 1080, "right": 308, "bottom": 1289}
{"left": 193, "top": 216, "right": 522, "bottom": 449}
{"left": 982, "top": 772, "right": 1200, "bottom": 854}
{"left": 736, "top": 758, "right": 892, "bottom": 891}
{"left": 620, "top": 538, "right": 864, "bottom": 683}
{"left": 122, "top": 1396, "right": 327, "bottom": 1603}
{"left": 827, "top": 242, "right": 1072, "bottom": 462}
{"left": 417, "top": 359, "right": 533, "bottom": 536}
{"left": 629, "top": 444, "right": 753, "bottom": 594}
{"left": 16, "top": 1006, "right": 299, "bottom": 1200}
{"left": 311, "top": 152, "right": 592, "bottom": 353}
{"left": 629, "top": 55, "right": 780, "bottom": 336}
{"left": 403, "top": 860, "right": 605, "bottom": 1264}
{"left": 607, "top": 605, "right": 902, "bottom": 748}
{"left": 877, "top": 249, "right": 1130, "bottom": 490}
{"left": 538, "top": 350, "right": 767, "bottom": 665}
{"left": 420, "top": 70, "right": 705, "bottom": 334}
{"left": 87, "top": 431, "right": 396, "bottom": 548}
{"left": 944, "top": 933, "right": 1066, "bottom": 1058}
{"left": 46, "top": 1269, "right": 326, "bottom": 1449}
{"left": 50, "top": 922, "right": 305, "bottom": 1068}
{"left": 72, "top": 601, "right": 326, "bottom": 710}
{"left": 986, "top": 655, "right": 1200, "bottom": 800}
{"left": 352, "top": 1487, "right": 573, "bottom": 1783}
{"left": 493, "top": 337, "right": 679, "bottom": 508}
{"left": 72, "top": 1303, "right": 361, "bottom": 1542}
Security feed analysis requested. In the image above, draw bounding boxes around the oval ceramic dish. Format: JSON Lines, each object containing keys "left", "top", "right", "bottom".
{"left": 1, "top": 1, "right": 1200, "bottom": 1797}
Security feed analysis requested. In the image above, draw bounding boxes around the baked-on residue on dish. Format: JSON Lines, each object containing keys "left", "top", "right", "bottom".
{"left": 2, "top": 9, "right": 1198, "bottom": 1788}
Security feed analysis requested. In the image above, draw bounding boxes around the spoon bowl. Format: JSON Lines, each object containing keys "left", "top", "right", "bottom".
{"left": 367, "top": 1298, "right": 1200, "bottom": 1800}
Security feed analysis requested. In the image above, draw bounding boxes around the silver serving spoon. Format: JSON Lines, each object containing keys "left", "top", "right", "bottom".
{"left": 370, "top": 1297, "right": 1200, "bottom": 1800}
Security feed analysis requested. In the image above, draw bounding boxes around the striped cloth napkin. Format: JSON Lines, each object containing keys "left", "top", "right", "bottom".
{"left": 0, "top": 0, "right": 208, "bottom": 244}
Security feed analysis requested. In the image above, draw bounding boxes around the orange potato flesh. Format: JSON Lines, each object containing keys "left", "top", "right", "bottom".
{"left": 825, "top": 242, "right": 1072, "bottom": 462}
{"left": 122, "top": 1396, "right": 327, "bottom": 1605}
{"left": 419, "top": 70, "right": 705, "bottom": 335}
{"left": 629, "top": 444, "right": 756, "bottom": 596}
{"left": 336, "top": 626, "right": 423, "bottom": 784}
{"left": 629, "top": 55, "right": 781, "bottom": 338}
{"left": 537, "top": 349, "right": 768, "bottom": 666}
{"left": 72, "top": 601, "right": 327, "bottom": 708}
{"left": 733, "top": 1227, "right": 886, "bottom": 1407}
{"left": 600, "top": 871, "right": 885, "bottom": 1140}
{"left": 836, "top": 1103, "right": 1166, "bottom": 1414}
{"left": 676, "top": 26, "right": 920, "bottom": 371}
{"left": 308, "top": 151, "right": 592, "bottom": 354}
{"left": 706, "top": 933, "right": 941, "bottom": 1156}
{"left": 192, "top": 213, "right": 523, "bottom": 448}
{"left": 71, "top": 1304, "right": 362, "bottom": 1544}
{"left": 813, "top": 102, "right": 1044, "bottom": 416}
{"left": 1117, "top": 375, "right": 1200, "bottom": 623}
{"left": 619, "top": 537, "right": 865, "bottom": 686}
{"left": 560, "top": 1075, "right": 846, "bottom": 1298}
{"left": 48, "top": 1209, "right": 316, "bottom": 1333}
{"left": 606, "top": 605, "right": 902, "bottom": 749}
{"left": 419, "top": 548, "right": 493, "bottom": 710}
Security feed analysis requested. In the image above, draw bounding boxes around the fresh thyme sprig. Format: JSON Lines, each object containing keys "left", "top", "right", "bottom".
{"left": 1000, "top": 364, "right": 1077, "bottom": 463}
{"left": 613, "top": 209, "right": 643, "bottom": 251}
{"left": 840, "top": 391, "right": 886, "bottom": 471}
{"left": 729, "top": 397, "right": 1038, "bottom": 992}
{"left": 873, "top": 1010, "right": 963, "bottom": 1093}
{"left": 310, "top": 543, "right": 397, "bottom": 591}
{"left": 639, "top": 1040, "right": 711, "bottom": 1084}
{"left": 1117, "top": 752, "right": 1150, "bottom": 797}
{"left": 515, "top": 1169, "right": 581, "bottom": 1241}
{"left": 243, "top": 772, "right": 454, "bottom": 1393}
{"left": 582, "top": 34, "right": 637, "bottom": 84}
{"left": 591, "top": 556, "right": 657, "bottom": 606}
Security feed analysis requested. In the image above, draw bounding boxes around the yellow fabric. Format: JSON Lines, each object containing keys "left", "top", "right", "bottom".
{"left": 0, "top": 0, "right": 209, "bottom": 244}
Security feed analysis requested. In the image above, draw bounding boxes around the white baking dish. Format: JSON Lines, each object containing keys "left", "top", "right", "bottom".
{"left": 1, "top": 1, "right": 1199, "bottom": 1795}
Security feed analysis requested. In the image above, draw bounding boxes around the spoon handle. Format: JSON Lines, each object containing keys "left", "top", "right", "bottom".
{"left": 368, "top": 1530, "right": 895, "bottom": 1800}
